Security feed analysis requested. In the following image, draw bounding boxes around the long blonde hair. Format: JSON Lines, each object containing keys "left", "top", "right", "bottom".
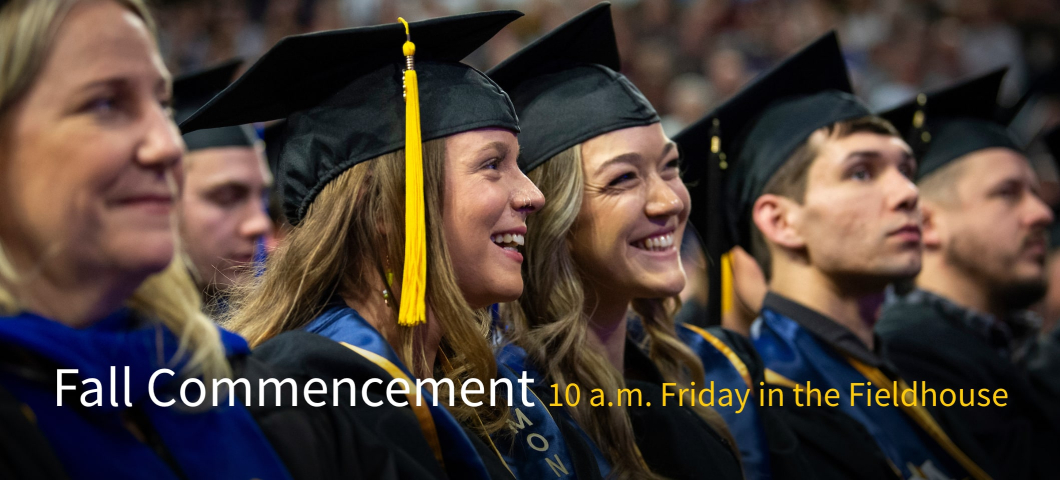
{"left": 224, "top": 139, "right": 508, "bottom": 433}
{"left": 502, "top": 145, "right": 721, "bottom": 479}
{"left": 0, "top": 0, "right": 230, "bottom": 383}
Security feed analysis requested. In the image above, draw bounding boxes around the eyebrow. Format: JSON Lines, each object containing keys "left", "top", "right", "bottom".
{"left": 596, "top": 141, "right": 679, "bottom": 172}
{"left": 476, "top": 141, "right": 511, "bottom": 160}
{"left": 842, "top": 149, "right": 915, "bottom": 163}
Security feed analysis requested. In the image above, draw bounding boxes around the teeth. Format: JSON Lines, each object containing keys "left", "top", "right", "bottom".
{"left": 491, "top": 233, "right": 526, "bottom": 248}
{"left": 637, "top": 233, "right": 674, "bottom": 251}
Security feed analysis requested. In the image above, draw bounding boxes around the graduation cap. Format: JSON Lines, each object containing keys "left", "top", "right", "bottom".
{"left": 879, "top": 68, "right": 1019, "bottom": 180}
{"left": 486, "top": 2, "right": 658, "bottom": 173}
{"left": 181, "top": 11, "right": 523, "bottom": 327}
{"left": 174, "top": 60, "right": 258, "bottom": 151}
{"left": 673, "top": 31, "right": 870, "bottom": 326}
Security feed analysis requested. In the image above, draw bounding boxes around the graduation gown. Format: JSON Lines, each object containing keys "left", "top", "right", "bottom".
{"left": 878, "top": 293, "right": 1060, "bottom": 479}
{"left": 677, "top": 324, "right": 811, "bottom": 479}
{"left": 303, "top": 304, "right": 600, "bottom": 480}
{"left": 0, "top": 309, "right": 293, "bottom": 480}
{"left": 623, "top": 339, "right": 745, "bottom": 480}
{"left": 753, "top": 293, "right": 992, "bottom": 480}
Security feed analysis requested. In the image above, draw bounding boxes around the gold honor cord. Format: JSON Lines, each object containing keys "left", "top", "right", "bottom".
{"left": 844, "top": 356, "right": 992, "bottom": 480}
{"left": 683, "top": 323, "right": 753, "bottom": 391}
{"left": 397, "top": 17, "right": 427, "bottom": 327}
{"left": 339, "top": 342, "right": 444, "bottom": 466}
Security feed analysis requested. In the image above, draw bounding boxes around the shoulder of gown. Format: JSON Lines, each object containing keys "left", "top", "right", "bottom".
{"left": 241, "top": 330, "right": 448, "bottom": 480}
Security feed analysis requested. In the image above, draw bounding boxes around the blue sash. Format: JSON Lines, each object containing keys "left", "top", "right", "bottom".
{"left": 751, "top": 308, "right": 960, "bottom": 479}
{"left": 304, "top": 305, "right": 491, "bottom": 480}
{"left": 0, "top": 310, "right": 292, "bottom": 480}
{"left": 497, "top": 343, "right": 611, "bottom": 478}
{"left": 676, "top": 324, "right": 773, "bottom": 480}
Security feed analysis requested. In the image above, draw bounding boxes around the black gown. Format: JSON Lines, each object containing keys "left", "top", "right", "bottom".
{"left": 623, "top": 338, "right": 745, "bottom": 480}
{"left": 878, "top": 298, "right": 1060, "bottom": 480}
{"left": 247, "top": 331, "right": 450, "bottom": 479}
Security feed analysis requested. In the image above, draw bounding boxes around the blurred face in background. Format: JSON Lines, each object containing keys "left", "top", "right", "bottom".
{"left": 0, "top": 1, "right": 182, "bottom": 296}
{"left": 178, "top": 146, "right": 271, "bottom": 292}
{"left": 925, "top": 148, "right": 1053, "bottom": 310}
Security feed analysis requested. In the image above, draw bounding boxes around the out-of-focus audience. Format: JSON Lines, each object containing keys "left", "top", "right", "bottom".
{"left": 153, "top": 0, "right": 1060, "bottom": 144}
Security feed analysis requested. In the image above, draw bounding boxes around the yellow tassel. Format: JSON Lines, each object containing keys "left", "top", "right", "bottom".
{"left": 397, "top": 17, "right": 426, "bottom": 327}
{"left": 720, "top": 251, "right": 734, "bottom": 316}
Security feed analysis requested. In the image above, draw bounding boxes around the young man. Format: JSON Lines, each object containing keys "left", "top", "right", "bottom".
{"left": 691, "top": 32, "right": 991, "bottom": 479}
{"left": 877, "top": 71, "right": 1060, "bottom": 479}
{"left": 174, "top": 61, "right": 272, "bottom": 310}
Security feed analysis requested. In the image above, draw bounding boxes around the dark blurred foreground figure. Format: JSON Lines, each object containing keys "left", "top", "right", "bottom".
{"left": 0, "top": 1, "right": 423, "bottom": 479}
{"left": 878, "top": 71, "right": 1060, "bottom": 480}
{"left": 173, "top": 60, "right": 271, "bottom": 313}
{"left": 700, "top": 30, "right": 992, "bottom": 479}
{"left": 491, "top": 4, "right": 742, "bottom": 479}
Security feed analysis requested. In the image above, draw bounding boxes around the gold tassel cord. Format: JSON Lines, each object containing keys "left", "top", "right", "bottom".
{"left": 397, "top": 17, "right": 427, "bottom": 327}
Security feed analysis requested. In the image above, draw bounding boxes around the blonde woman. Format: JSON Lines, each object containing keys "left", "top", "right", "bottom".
{"left": 0, "top": 1, "right": 394, "bottom": 478}
{"left": 489, "top": 4, "right": 742, "bottom": 479}
{"left": 185, "top": 12, "right": 603, "bottom": 480}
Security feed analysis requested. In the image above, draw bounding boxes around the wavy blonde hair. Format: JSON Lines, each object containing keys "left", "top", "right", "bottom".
{"left": 502, "top": 145, "right": 729, "bottom": 479}
{"left": 224, "top": 139, "right": 507, "bottom": 433}
{"left": 0, "top": 0, "right": 229, "bottom": 383}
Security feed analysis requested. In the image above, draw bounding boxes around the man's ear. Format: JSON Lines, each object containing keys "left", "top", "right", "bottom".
{"left": 752, "top": 194, "right": 806, "bottom": 250}
{"left": 921, "top": 201, "right": 943, "bottom": 250}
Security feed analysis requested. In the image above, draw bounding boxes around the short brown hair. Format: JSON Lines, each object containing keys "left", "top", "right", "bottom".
{"left": 750, "top": 116, "right": 900, "bottom": 278}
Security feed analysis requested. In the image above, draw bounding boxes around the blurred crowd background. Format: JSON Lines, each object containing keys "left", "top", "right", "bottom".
{"left": 155, "top": 0, "right": 1060, "bottom": 175}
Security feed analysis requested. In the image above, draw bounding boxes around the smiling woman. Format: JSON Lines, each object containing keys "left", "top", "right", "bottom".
{"left": 489, "top": 5, "right": 743, "bottom": 480}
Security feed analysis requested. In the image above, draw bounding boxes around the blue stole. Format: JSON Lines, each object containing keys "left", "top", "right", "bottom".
{"left": 497, "top": 344, "right": 611, "bottom": 478}
{"left": 303, "top": 305, "right": 491, "bottom": 480}
{"left": 751, "top": 307, "right": 958, "bottom": 479}
{"left": 0, "top": 310, "right": 292, "bottom": 480}
{"left": 676, "top": 324, "right": 773, "bottom": 480}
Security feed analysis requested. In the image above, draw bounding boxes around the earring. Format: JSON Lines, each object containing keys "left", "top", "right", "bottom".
{"left": 383, "top": 255, "right": 394, "bottom": 306}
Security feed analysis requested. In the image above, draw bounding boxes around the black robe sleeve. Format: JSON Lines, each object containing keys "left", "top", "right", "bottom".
{"left": 763, "top": 385, "right": 899, "bottom": 480}
{"left": 877, "top": 301, "right": 1060, "bottom": 480}
{"left": 242, "top": 331, "right": 448, "bottom": 480}
{"left": 625, "top": 379, "right": 744, "bottom": 480}
{"left": 707, "top": 327, "right": 817, "bottom": 479}
{"left": 0, "top": 383, "right": 69, "bottom": 480}
{"left": 622, "top": 340, "right": 742, "bottom": 479}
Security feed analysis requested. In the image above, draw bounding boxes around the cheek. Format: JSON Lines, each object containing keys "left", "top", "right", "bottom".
{"left": 11, "top": 133, "right": 116, "bottom": 238}
{"left": 804, "top": 197, "right": 875, "bottom": 250}
{"left": 570, "top": 200, "right": 630, "bottom": 270}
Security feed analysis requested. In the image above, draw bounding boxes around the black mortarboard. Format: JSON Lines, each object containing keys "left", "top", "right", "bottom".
{"left": 674, "top": 31, "right": 870, "bottom": 325}
{"left": 879, "top": 69, "right": 1019, "bottom": 181}
{"left": 180, "top": 11, "right": 522, "bottom": 226}
{"left": 174, "top": 60, "right": 258, "bottom": 151}
{"left": 487, "top": 3, "right": 658, "bottom": 173}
